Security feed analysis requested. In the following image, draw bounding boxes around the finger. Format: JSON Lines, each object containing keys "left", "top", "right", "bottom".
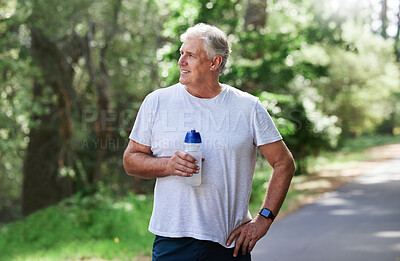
{"left": 226, "top": 228, "right": 240, "bottom": 246}
{"left": 248, "top": 239, "right": 257, "bottom": 253}
{"left": 175, "top": 163, "right": 199, "bottom": 174}
{"left": 174, "top": 152, "right": 199, "bottom": 171}
{"left": 233, "top": 234, "right": 245, "bottom": 258}
{"left": 180, "top": 157, "right": 200, "bottom": 170}
{"left": 168, "top": 153, "right": 196, "bottom": 176}
{"left": 175, "top": 170, "right": 192, "bottom": 177}
{"left": 242, "top": 236, "right": 251, "bottom": 255}
{"left": 175, "top": 157, "right": 199, "bottom": 171}
{"left": 178, "top": 151, "right": 198, "bottom": 163}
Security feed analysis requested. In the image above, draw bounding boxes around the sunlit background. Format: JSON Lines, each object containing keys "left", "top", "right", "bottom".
{"left": 0, "top": 0, "right": 399, "bottom": 260}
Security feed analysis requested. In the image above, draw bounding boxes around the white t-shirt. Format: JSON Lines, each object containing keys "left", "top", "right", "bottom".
{"left": 129, "top": 83, "right": 282, "bottom": 247}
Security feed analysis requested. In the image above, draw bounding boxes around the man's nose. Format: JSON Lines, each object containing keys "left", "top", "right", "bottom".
{"left": 178, "top": 55, "right": 187, "bottom": 66}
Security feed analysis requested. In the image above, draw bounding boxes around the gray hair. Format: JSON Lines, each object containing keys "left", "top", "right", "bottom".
{"left": 180, "top": 23, "right": 231, "bottom": 75}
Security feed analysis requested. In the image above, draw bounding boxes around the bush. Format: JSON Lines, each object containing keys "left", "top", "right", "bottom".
{"left": 0, "top": 189, "right": 154, "bottom": 261}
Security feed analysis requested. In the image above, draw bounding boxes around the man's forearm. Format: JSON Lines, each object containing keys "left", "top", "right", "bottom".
{"left": 123, "top": 151, "right": 169, "bottom": 179}
{"left": 260, "top": 159, "right": 295, "bottom": 217}
{"left": 123, "top": 140, "right": 200, "bottom": 179}
{"left": 226, "top": 157, "right": 294, "bottom": 257}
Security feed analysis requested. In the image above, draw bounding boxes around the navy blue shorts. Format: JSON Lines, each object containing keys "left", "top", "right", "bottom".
{"left": 152, "top": 235, "right": 251, "bottom": 261}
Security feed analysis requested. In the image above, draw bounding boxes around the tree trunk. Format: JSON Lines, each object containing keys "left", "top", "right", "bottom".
{"left": 22, "top": 81, "right": 63, "bottom": 216}
{"left": 381, "top": 0, "right": 388, "bottom": 38}
{"left": 395, "top": 0, "right": 400, "bottom": 62}
{"left": 83, "top": 0, "right": 122, "bottom": 185}
{"left": 242, "top": 0, "right": 268, "bottom": 92}
{"left": 22, "top": 28, "right": 80, "bottom": 216}
{"left": 244, "top": 0, "right": 267, "bottom": 31}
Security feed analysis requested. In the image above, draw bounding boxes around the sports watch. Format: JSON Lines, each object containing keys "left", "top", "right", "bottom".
{"left": 259, "top": 208, "right": 276, "bottom": 222}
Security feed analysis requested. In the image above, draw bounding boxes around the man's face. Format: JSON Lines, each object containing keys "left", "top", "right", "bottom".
{"left": 178, "top": 38, "right": 212, "bottom": 88}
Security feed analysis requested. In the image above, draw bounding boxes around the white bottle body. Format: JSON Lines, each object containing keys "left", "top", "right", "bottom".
{"left": 184, "top": 143, "right": 202, "bottom": 186}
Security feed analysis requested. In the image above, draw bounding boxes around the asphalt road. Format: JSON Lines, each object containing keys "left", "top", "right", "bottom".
{"left": 252, "top": 154, "right": 400, "bottom": 261}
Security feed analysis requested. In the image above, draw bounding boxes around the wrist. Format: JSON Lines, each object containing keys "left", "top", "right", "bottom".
{"left": 255, "top": 214, "right": 273, "bottom": 227}
{"left": 259, "top": 208, "right": 276, "bottom": 222}
{"left": 160, "top": 157, "right": 171, "bottom": 177}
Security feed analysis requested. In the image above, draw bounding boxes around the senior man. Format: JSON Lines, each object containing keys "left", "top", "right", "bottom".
{"left": 123, "top": 23, "right": 295, "bottom": 261}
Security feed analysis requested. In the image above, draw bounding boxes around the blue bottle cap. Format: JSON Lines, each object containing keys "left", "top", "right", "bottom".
{"left": 184, "top": 129, "right": 202, "bottom": 143}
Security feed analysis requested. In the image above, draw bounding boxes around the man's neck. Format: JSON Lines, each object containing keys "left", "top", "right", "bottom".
{"left": 184, "top": 81, "right": 223, "bottom": 99}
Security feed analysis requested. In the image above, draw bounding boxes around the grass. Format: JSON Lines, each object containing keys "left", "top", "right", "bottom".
{"left": 0, "top": 190, "right": 154, "bottom": 261}
{"left": 1, "top": 135, "right": 399, "bottom": 260}
{"left": 306, "top": 135, "right": 400, "bottom": 173}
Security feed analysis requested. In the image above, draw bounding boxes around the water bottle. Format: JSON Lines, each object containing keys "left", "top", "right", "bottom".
{"left": 184, "top": 129, "right": 202, "bottom": 186}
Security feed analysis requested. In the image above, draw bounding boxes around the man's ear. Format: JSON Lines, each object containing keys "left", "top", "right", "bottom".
{"left": 210, "top": 55, "right": 223, "bottom": 72}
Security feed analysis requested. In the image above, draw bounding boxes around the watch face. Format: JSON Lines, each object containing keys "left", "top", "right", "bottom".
{"left": 261, "top": 208, "right": 271, "bottom": 216}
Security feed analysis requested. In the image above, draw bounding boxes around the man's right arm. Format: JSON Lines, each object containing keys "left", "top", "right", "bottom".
{"left": 123, "top": 140, "right": 200, "bottom": 179}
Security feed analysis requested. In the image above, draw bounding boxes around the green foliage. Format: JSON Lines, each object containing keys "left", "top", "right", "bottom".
{"left": 0, "top": 135, "right": 399, "bottom": 260}
{"left": 1, "top": 0, "right": 400, "bottom": 222}
{"left": 0, "top": 0, "right": 34, "bottom": 221}
{"left": 316, "top": 21, "right": 400, "bottom": 137}
{"left": 0, "top": 189, "right": 154, "bottom": 261}
{"left": 258, "top": 91, "right": 297, "bottom": 137}
{"left": 249, "top": 163, "right": 273, "bottom": 215}
{"left": 250, "top": 134, "right": 400, "bottom": 218}
{"left": 257, "top": 89, "right": 341, "bottom": 175}
{"left": 1, "top": 0, "right": 399, "bottom": 257}
{"left": 340, "top": 134, "right": 400, "bottom": 153}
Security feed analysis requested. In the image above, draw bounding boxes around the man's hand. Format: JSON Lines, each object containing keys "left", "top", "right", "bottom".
{"left": 165, "top": 151, "right": 200, "bottom": 177}
{"left": 226, "top": 215, "right": 272, "bottom": 257}
{"left": 124, "top": 140, "right": 203, "bottom": 178}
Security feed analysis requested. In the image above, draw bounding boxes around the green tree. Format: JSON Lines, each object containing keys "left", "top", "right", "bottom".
{"left": 0, "top": 0, "right": 32, "bottom": 220}
{"left": 1, "top": 0, "right": 163, "bottom": 216}
{"left": 313, "top": 21, "right": 399, "bottom": 139}
{"left": 2, "top": 0, "right": 400, "bottom": 219}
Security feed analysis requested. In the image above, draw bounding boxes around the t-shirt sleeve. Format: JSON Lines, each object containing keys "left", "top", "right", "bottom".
{"left": 253, "top": 99, "right": 282, "bottom": 146}
{"left": 129, "top": 93, "right": 158, "bottom": 147}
